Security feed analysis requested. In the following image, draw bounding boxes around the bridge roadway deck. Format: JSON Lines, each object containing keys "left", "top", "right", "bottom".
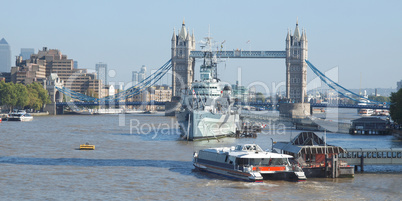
{"left": 56, "top": 101, "right": 389, "bottom": 109}
{"left": 338, "top": 148, "right": 402, "bottom": 166}
{"left": 310, "top": 103, "right": 390, "bottom": 110}
{"left": 56, "top": 101, "right": 166, "bottom": 106}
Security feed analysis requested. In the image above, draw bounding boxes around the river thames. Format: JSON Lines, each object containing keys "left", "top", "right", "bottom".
{"left": 0, "top": 111, "right": 401, "bottom": 200}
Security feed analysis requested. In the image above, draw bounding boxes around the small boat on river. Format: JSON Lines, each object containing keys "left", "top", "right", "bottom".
{"left": 193, "top": 144, "right": 306, "bottom": 182}
{"left": 7, "top": 110, "right": 33, "bottom": 122}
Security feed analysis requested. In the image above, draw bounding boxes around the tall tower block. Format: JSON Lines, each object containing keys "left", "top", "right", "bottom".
{"left": 171, "top": 20, "right": 196, "bottom": 98}
{"left": 286, "top": 20, "right": 308, "bottom": 103}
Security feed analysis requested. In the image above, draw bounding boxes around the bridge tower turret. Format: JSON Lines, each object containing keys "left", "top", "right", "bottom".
{"left": 286, "top": 19, "right": 308, "bottom": 103}
{"left": 171, "top": 20, "right": 196, "bottom": 98}
{"left": 44, "top": 73, "right": 64, "bottom": 115}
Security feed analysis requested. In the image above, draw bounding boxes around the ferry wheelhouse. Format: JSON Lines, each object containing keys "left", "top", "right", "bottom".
{"left": 193, "top": 144, "right": 306, "bottom": 182}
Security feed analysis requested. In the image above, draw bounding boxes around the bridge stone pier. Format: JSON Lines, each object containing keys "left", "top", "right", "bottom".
{"left": 44, "top": 73, "right": 64, "bottom": 115}
{"left": 166, "top": 20, "right": 310, "bottom": 118}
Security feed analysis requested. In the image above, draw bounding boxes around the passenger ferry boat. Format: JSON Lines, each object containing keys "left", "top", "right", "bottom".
{"left": 193, "top": 144, "right": 307, "bottom": 182}
{"left": 7, "top": 110, "right": 33, "bottom": 122}
{"left": 358, "top": 109, "right": 373, "bottom": 117}
{"left": 176, "top": 35, "right": 239, "bottom": 140}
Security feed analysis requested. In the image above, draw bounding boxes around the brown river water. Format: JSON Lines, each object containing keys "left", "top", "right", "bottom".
{"left": 0, "top": 112, "right": 401, "bottom": 200}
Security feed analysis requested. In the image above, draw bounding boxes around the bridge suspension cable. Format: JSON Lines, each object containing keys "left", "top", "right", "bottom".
{"left": 306, "top": 60, "right": 386, "bottom": 104}
{"left": 56, "top": 59, "right": 172, "bottom": 102}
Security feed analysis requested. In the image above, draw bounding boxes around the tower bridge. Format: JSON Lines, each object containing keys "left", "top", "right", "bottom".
{"left": 47, "top": 20, "right": 389, "bottom": 115}
{"left": 171, "top": 20, "right": 308, "bottom": 104}
{"left": 167, "top": 19, "right": 309, "bottom": 117}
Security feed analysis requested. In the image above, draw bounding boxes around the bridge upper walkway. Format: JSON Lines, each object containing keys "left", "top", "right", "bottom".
{"left": 190, "top": 50, "right": 286, "bottom": 58}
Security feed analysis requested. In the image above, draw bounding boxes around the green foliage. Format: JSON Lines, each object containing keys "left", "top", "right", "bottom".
{"left": 390, "top": 89, "right": 402, "bottom": 124}
{"left": 28, "top": 82, "right": 51, "bottom": 106}
{"left": 15, "top": 83, "right": 29, "bottom": 108}
{"left": 0, "top": 81, "right": 18, "bottom": 111}
{"left": 27, "top": 85, "right": 42, "bottom": 111}
{"left": 256, "top": 92, "right": 266, "bottom": 102}
{"left": 0, "top": 81, "right": 51, "bottom": 111}
{"left": 368, "top": 95, "right": 390, "bottom": 103}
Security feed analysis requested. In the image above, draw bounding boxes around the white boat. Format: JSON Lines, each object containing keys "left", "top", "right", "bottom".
{"left": 193, "top": 144, "right": 307, "bottom": 182}
{"left": 7, "top": 110, "right": 33, "bottom": 122}
{"left": 93, "top": 108, "right": 123, "bottom": 114}
{"left": 176, "top": 35, "right": 239, "bottom": 140}
{"left": 358, "top": 109, "right": 373, "bottom": 116}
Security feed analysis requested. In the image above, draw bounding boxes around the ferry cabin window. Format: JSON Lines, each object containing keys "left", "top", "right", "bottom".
{"left": 249, "top": 158, "right": 269, "bottom": 166}
{"left": 269, "top": 158, "right": 289, "bottom": 166}
{"left": 397, "top": 152, "right": 401, "bottom": 158}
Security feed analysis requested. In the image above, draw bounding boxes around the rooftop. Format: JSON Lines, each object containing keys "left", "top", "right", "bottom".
{"left": 273, "top": 132, "right": 346, "bottom": 155}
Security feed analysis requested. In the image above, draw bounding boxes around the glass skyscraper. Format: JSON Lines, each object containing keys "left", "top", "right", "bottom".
{"left": 19, "top": 48, "right": 35, "bottom": 60}
{"left": 132, "top": 71, "right": 138, "bottom": 84}
{"left": 138, "top": 65, "right": 146, "bottom": 83}
{"left": 0, "top": 38, "right": 11, "bottom": 72}
{"left": 95, "top": 62, "right": 107, "bottom": 85}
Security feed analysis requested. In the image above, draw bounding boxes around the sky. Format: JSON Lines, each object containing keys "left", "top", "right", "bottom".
{"left": 1, "top": 0, "right": 401, "bottom": 93}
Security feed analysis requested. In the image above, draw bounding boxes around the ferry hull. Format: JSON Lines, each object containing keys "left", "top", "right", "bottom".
{"left": 261, "top": 171, "right": 306, "bottom": 181}
{"left": 194, "top": 162, "right": 305, "bottom": 182}
{"left": 194, "top": 163, "right": 263, "bottom": 182}
{"left": 7, "top": 117, "right": 33, "bottom": 122}
{"left": 193, "top": 144, "right": 307, "bottom": 182}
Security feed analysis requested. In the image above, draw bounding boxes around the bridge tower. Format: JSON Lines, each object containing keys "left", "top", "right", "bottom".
{"left": 171, "top": 20, "right": 196, "bottom": 98}
{"left": 286, "top": 20, "right": 308, "bottom": 103}
{"left": 44, "top": 73, "right": 64, "bottom": 115}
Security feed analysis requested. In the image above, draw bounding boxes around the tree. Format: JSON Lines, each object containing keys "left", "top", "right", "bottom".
{"left": 27, "top": 85, "right": 42, "bottom": 111}
{"left": 15, "top": 83, "right": 29, "bottom": 109}
{"left": 0, "top": 81, "right": 17, "bottom": 112}
{"left": 256, "top": 92, "right": 266, "bottom": 103}
{"left": 368, "top": 95, "right": 390, "bottom": 103}
{"left": 0, "top": 81, "right": 50, "bottom": 112}
{"left": 390, "top": 89, "right": 402, "bottom": 124}
{"left": 28, "top": 82, "right": 50, "bottom": 109}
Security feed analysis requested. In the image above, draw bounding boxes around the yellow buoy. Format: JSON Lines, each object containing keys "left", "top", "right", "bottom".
{"left": 79, "top": 143, "right": 95, "bottom": 150}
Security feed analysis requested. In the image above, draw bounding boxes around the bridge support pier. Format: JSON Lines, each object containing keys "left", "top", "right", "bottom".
{"left": 279, "top": 103, "right": 311, "bottom": 119}
{"left": 353, "top": 156, "right": 365, "bottom": 172}
{"left": 165, "top": 97, "right": 181, "bottom": 116}
{"left": 44, "top": 103, "right": 57, "bottom": 115}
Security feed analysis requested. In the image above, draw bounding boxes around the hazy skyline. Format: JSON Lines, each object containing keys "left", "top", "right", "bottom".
{"left": 1, "top": 0, "right": 401, "bottom": 90}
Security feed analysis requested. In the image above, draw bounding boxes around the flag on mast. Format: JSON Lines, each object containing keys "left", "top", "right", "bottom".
{"left": 192, "top": 89, "right": 197, "bottom": 98}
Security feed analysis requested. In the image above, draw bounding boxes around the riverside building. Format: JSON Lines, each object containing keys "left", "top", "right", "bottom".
{"left": 11, "top": 47, "right": 103, "bottom": 98}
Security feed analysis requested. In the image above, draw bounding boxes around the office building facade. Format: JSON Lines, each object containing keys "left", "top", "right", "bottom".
{"left": 0, "top": 38, "right": 11, "bottom": 73}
